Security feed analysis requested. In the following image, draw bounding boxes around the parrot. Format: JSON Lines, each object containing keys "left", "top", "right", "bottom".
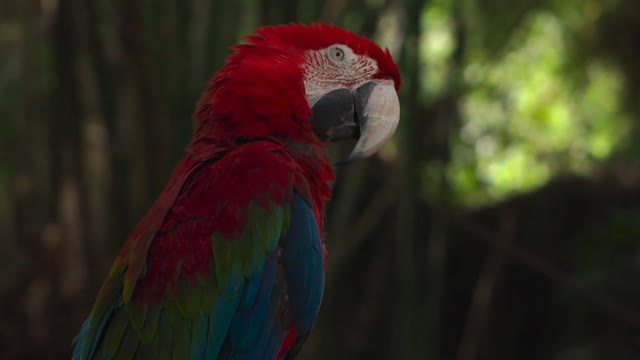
{"left": 72, "top": 23, "right": 401, "bottom": 360}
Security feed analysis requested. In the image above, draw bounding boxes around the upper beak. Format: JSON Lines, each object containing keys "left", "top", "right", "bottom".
{"left": 311, "top": 80, "right": 400, "bottom": 164}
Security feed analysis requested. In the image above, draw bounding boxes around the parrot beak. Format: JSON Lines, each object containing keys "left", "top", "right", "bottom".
{"left": 310, "top": 80, "right": 400, "bottom": 164}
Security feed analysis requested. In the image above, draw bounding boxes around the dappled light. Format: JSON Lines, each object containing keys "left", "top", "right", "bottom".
{"left": 446, "top": 10, "right": 630, "bottom": 205}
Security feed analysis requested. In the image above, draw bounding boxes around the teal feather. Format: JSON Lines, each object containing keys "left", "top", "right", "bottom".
{"left": 226, "top": 254, "right": 278, "bottom": 354}
{"left": 74, "top": 283, "right": 122, "bottom": 360}
{"left": 188, "top": 315, "right": 208, "bottom": 360}
{"left": 203, "top": 296, "right": 240, "bottom": 358}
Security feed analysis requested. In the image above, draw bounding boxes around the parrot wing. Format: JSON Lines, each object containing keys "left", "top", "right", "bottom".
{"left": 73, "top": 141, "right": 325, "bottom": 360}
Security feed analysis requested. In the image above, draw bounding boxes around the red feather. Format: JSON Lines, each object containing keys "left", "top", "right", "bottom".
{"left": 130, "top": 140, "right": 324, "bottom": 304}
{"left": 104, "top": 22, "right": 398, "bottom": 358}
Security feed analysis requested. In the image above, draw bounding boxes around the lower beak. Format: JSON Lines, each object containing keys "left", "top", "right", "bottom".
{"left": 310, "top": 81, "right": 400, "bottom": 164}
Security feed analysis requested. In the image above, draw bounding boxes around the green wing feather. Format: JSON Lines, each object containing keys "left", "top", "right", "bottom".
{"left": 73, "top": 200, "right": 291, "bottom": 360}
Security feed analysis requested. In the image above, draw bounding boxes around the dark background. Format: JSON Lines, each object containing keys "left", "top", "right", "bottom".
{"left": 1, "top": 0, "right": 640, "bottom": 359}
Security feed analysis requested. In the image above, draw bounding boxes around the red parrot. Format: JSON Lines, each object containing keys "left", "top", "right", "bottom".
{"left": 73, "top": 23, "right": 401, "bottom": 360}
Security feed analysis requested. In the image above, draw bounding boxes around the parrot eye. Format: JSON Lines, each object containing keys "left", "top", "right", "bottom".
{"left": 329, "top": 46, "right": 346, "bottom": 62}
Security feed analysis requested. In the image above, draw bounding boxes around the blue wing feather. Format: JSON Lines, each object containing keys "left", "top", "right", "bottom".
{"left": 224, "top": 253, "right": 278, "bottom": 356}
{"left": 189, "top": 315, "right": 209, "bottom": 360}
{"left": 72, "top": 293, "right": 121, "bottom": 360}
{"left": 221, "top": 193, "right": 324, "bottom": 359}
{"left": 282, "top": 194, "right": 325, "bottom": 335}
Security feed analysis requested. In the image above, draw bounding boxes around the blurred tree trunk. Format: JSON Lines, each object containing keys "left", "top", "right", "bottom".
{"left": 2, "top": 4, "right": 50, "bottom": 357}
{"left": 394, "top": 0, "right": 426, "bottom": 358}
{"left": 116, "top": 0, "right": 171, "bottom": 221}
{"left": 83, "top": 0, "right": 129, "bottom": 254}
{"left": 51, "top": 0, "right": 90, "bottom": 309}
{"left": 420, "top": 2, "right": 468, "bottom": 358}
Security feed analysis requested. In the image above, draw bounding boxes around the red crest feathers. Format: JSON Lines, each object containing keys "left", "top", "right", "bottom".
{"left": 251, "top": 23, "right": 401, "bottom": 90}
{"left": 192, "top": 23, "right": 400, "bottom": 144}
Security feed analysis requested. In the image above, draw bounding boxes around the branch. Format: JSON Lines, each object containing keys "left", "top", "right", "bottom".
{"left": 450, "top": 210, "right": 640, "bottom": 329}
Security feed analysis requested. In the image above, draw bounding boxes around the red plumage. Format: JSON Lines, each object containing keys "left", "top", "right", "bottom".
{"left": 86, "top": 22, "right": 401, "bottom": 359}
{"left": 130, "top": 140, "right": 326, "bottom": 304}
{"left": 115, "top": 21, "right": 401, "bottom": 308}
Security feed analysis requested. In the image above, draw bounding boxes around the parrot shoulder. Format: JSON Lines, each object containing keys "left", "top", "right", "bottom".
{"left": 73, "top": 140, "right": 310, "bottom": 360}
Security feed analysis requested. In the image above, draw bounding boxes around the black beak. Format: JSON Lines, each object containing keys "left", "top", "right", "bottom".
{"left": 310, "top": 88, "right": 359, "bottom": 142}
{"left": 311, "top": 81, "right": 400, "bottom": 164}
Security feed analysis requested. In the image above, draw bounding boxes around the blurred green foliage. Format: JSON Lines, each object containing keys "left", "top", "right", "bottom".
{"left": 414, "top": 0, "right": 631, "bottom": 205}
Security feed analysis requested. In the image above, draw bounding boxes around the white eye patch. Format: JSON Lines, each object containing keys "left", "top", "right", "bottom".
{"left": 326, "top": 44, "right": 355, "bottom": 64}
{"left": 303, "top": 44, "right": 379, "bottom": 106}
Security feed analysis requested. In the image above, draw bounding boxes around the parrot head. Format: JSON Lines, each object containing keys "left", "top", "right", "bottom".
{"left": 194, "top": 23, "right": 401, "bottom": 163}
